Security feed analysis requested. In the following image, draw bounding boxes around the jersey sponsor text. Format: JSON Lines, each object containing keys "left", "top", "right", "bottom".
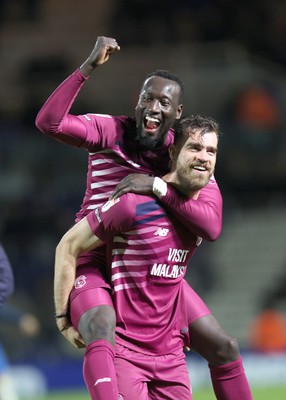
{"left": 168, "top": 248, "right": 189, "bottom": 263}
{"left": 150, "top": 263, "right": 185, "bottom": 278}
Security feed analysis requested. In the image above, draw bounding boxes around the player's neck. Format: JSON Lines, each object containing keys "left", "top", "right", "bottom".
{"left": 163, "top": 173, "right": 200, "bottom": 199}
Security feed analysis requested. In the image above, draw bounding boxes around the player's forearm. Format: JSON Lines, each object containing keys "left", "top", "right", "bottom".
{"left": 35, "top": 69, "right": 88, "bottom": 146}
{"left": 80, "top": 59, "right": 98, "bottom": 78}
{"left": 54, "top": 243, "right": 77, "bottom": 317}
{"left": 153, "top": 178, "right": 223, "bottom": 241}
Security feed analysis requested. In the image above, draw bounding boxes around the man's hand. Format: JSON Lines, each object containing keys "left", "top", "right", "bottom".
{"left": 56, "top": 318, "right": 86, "bottom": 349}
{"left": 110, "top": 174, "right": 155, "bottom": 200}
{"left": 80, "top": 36, "right": 120, "bottom": 77}
{"left": 61, "top": 325, "right": 86, "bottom": 349}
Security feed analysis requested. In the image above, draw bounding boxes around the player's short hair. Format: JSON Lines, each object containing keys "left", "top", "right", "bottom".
{"left": 174, "top": 115, "right": 220, "bottom": 145}
{"left": 144, "top": 70, "right": 185, "bottom": 103}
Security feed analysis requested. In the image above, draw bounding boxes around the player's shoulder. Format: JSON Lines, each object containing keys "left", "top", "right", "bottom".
{"left": 102, "top": 193, "right": 136, "bottom": 216}
{"left": 198, "top": 175, "right": 222, "bottom": 201}
{"left": 113, "top": 193, "right": 158, "bottom": 217}
{"left": 101, "top": 194, "right": 137, "bottom": 229}
{"left": 205, "top": 175, "right": 220, "bottom": 190}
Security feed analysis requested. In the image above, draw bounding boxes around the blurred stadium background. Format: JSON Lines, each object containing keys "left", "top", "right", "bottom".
{"left": 0, "top": 0, "right": 286, "bottom": 398}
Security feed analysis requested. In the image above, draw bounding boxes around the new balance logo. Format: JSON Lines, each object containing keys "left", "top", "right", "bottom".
{"left": 154, "top": 228, "right": 169, "bottom": 237}
{"left": 94, "top": 377, "right": 112, "bottom": 386}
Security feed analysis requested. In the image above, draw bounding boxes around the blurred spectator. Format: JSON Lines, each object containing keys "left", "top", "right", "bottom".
{"left": 248, "top": 262, "right": 286, "bottom": 352}
{"left": 248, "top": 309, "right": 286, "bottom": 353}
{"left": 0, "top": 303, "right": 41, "bottom": 337}
{"left": 0, "top": 244, "right": 14, "bottom": 308}
{"left": 0, "top": 244, "right": 40, "bottom": 399}
{"left": 217, "top": 81, "right": 285, "bottom": 201}
{"left": 0, "top": 304, "right": 41, "bottom": 400}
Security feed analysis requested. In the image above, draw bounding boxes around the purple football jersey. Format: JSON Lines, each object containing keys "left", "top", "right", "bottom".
{"left": 87, "top": 193, "right": 202, "bottom": 355}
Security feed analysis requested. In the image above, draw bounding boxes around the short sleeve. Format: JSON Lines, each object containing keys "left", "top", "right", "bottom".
{"left": 86, "top": 194, "right": 136, "bottom": 242}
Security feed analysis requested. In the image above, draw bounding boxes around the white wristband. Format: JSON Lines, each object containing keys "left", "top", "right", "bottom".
{"left": 152, "top": 177, "right": 167, "bottom": 198}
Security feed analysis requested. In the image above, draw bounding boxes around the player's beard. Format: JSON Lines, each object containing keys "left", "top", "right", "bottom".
{"left": 175, "top": 164, "right": 213, "bottom": 193}
{"left": 135, "top": 127, "right": 165, "bottom": 150}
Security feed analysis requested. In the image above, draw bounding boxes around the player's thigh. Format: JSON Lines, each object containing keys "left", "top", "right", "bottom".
{"left": 149, "top": 350, "right": 192, "bottom": 400}
{"left": 149, "top": 382, "right": 192, "bottom": 400}
{"left": 182, "top": 279, "right": 211, "bottom": 324}
{"left": 115, "top": 345, "right": 150, "bottom": 400}
{"left": 182, "top": 281, "right": 230, "bottom": 348}
{"left": 70, "top": 263, "right": 114, "bottom": 331}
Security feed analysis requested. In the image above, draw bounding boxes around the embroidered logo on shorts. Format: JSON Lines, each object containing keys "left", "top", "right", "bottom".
{"left": 75, "top": 275, "right": 87, "bottom": 289}
{"left": 180, "top": 327, "right": 189, "bottom": 334}
{"left": 102, "top": 198, "right": 120, "bottom": 212}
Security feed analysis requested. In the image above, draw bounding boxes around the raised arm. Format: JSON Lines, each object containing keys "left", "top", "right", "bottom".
{"left": 54, "top": 217, "right": 103, "bottom": 347}
{"left": 35, "top": 36, "right": 120, "bottom": 146}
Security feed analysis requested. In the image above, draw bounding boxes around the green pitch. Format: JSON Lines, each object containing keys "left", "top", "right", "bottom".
{"left": 27, "top": 386, "right": 286, "bottom": 399}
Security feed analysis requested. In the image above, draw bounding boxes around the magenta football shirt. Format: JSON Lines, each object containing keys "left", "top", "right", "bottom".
{"left": 87, "top": 193, "right": 204, "bottom": 355}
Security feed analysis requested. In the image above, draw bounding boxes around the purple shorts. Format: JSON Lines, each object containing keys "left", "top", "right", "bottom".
{"left": 70, "top": 249, "right": 113, "bottom": 329}
{"left": 182, "top": 280, "right": 211, "bottom": 324}
{"left": 115, "top": 344, "right": 192, "bottom": 400}
{"left": 177, "top": 280, "right": 211, "bottom": 348}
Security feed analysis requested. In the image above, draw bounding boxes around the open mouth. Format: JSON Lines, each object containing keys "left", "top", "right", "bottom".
{"left": 192, "top": 165, "right": 207, "bottom": 173}
{"left": 144, "top": 115, "right": 161, "bottom": 133}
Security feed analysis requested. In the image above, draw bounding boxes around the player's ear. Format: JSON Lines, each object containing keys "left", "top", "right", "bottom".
{"left": 168, "top": 144, "right": 177, "bottom": 162}
{"left": 176, "top": 104, "right": 183, "bottom": 119}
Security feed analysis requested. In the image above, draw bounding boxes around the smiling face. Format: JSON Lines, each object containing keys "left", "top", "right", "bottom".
{"left": 135, "top": 76, "right": 183, "bottom": 149}
{"left": 169, "top": 128, "right": 218, "bottom": 195}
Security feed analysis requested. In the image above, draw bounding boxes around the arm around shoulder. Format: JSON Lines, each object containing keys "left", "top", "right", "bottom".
{"left": 154, "top": 180, "right": 223, "bottom": 241}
